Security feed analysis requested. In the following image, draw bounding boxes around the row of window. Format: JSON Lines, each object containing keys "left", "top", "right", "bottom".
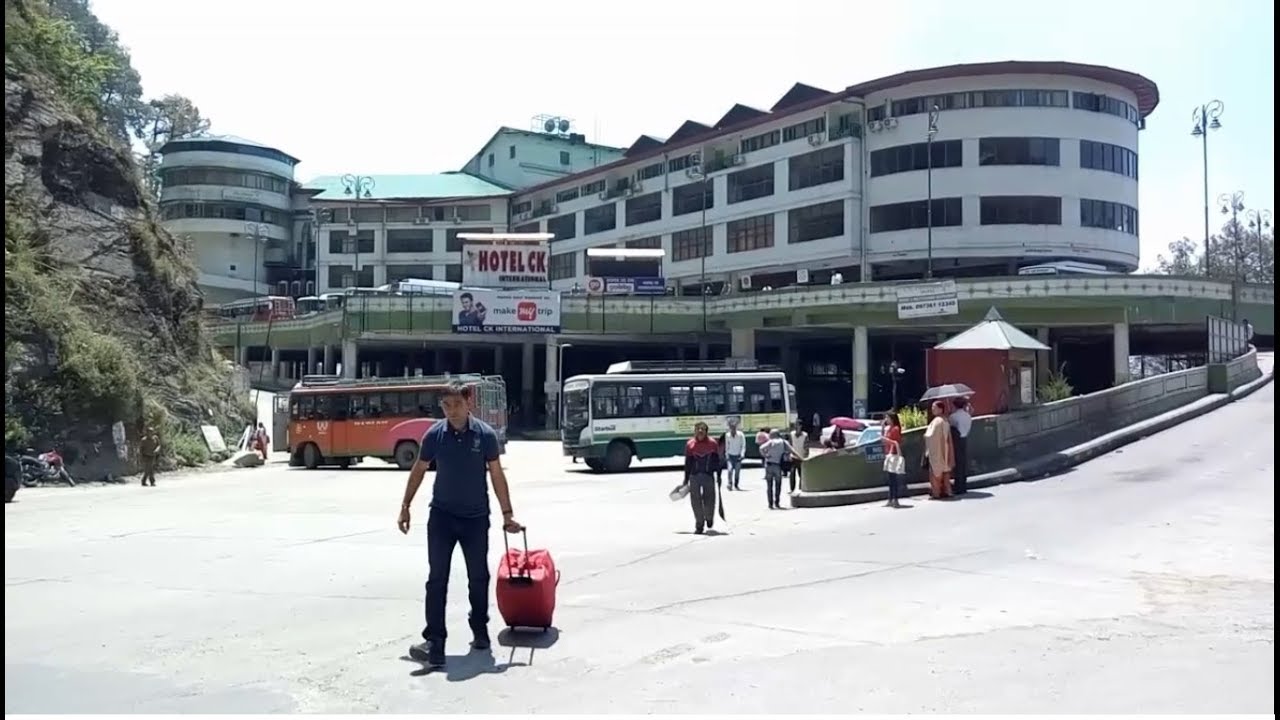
{"left": 290, "top": 390, "right": 447, "bottom": 421}
{"left": 324, "top": 264, "right": 465, "bottom": 288}
{"left": 870, "top": 198, "right": 964, "bottom": 233}
{"left": 317, "top": 204, "right": 493, "bottom": 225}
{"left": 161, "top": 167, "right": 290, "bottom": 195}
{"left": 1080, "top": 199, "right": 1139, "bottom": 236}
{"left": 868, "top": 196, "right": 1139, "bottom": 231}
{"left": 1079, "top": 140, "right": 1138, "bottom": 180}
{"left": 866, "top": 88, "right": 1141, "bottom": 127}
{"left": 589, "top": 379, "right": 786, "bottom": 419}
{"left": 871, "top": 136, "right": 1138, "bottom": 178}
{"left": 159, "top": 201, "right": 289, "bottom": 228}
{"left": 325, "top": 227, "right": 494, "bottom": 255}
{"left": 670, "top": 199, "right": 845, "bottom": 260}
{"left": 870, "top": 140, "right": 963, "bottom": 177}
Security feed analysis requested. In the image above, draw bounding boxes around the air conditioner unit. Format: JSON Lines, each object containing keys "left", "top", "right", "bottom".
{"left": 412, "top": 217, "right": 428, "bottom": 225}
{"left": 738, "top": 275, "right": 752, "bottom": 290}
{"left": 550, "top": 204, "right": 559, "bottom": 213}
{"left": 869, "top": 120, "right": 883, "bottom": 132}
{"left": 807, "top": 133, "right": 825, "bottom": 146}
{"left": 688, "top": 151, "right": 702, "bottom": 165}
{"left": 451, "top": 215, "right": 462, "bottom": 224}
{"left": 731, "top": 154, "right": 746, "bottom": 166}
{"left": 884, "top": 117, "right": 899, "bottom": 129}
{"left": 515, "top": 211, "right": 531, "bottom": 222}
{"left": 347, "top": 217, "right": 357, "bottom": 226}
{"left": 598, "top": 191, "right": 610, "bottom": 201}
{"left": 631, "top": 181, "right": 643, "bottom": 193}
{"left": 685, "top": 166, "right": 703, "bottom": 179}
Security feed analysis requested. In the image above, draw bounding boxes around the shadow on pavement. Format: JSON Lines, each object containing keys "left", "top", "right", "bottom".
{"left": 950, "top": 490, "right": 994, "bottom": 501}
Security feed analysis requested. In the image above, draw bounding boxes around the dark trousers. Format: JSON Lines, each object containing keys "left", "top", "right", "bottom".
{"left": 885, "top": 471, "right": 903, "bottom": 502}
{"left": 140, "top": 457, "right": 157, "bottom": 486}
{"left": 689, "top": 474, "right": 716, "bottom": 530}
{"left": 788, "top": 462, "right": 800, "bottom": 493}
{"left": 765, "top": 463, "right": 783, "bottom": 507}
{"left": 423, "top": 508, "right": 490, "bottom": 643}
{"left": 951, "top": 429, "right": 969, "bottom": 494}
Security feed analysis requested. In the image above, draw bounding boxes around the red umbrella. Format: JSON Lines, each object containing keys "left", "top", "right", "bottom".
{"left": 828, "top": 416, "right": 866, "bottom": 432}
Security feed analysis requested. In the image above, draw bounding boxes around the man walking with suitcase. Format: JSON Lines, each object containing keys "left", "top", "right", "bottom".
{"left": 398, "top": 382, "right": 523, "bottom": 670}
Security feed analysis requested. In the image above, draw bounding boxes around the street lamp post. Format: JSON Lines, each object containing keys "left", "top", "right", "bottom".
{"left": 244, "top": 222, "right": 269, "bottom": 297}
{"left": 1218, "top": 191, "right": 1246, "bottom": 281}
{"left": 310, "top": 207, "right": 332, "bottom": 295}
{"left": 885, "top": 359, "right": 906, "bottom": 409}
{"left": 1244, "top": 209, "right": 1273, "bottom": 283}
{"left": 341, "top": 174, "right": 375, "bottom": 288}
{"left": 925, "top": 104, "right": 940, "bottom": 280}
{"left": 1191, "top": 101, "right": 1225, "bottom": 274}
{"left": 556, "top": 342, "right": 572, "bottom": 431}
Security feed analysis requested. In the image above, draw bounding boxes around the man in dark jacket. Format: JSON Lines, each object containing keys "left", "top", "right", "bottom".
{"left": 683, "top": 422, "right": 722, "bottom": 534}
{"left": 138, "top": 428, "right": 161, "bottom": 487}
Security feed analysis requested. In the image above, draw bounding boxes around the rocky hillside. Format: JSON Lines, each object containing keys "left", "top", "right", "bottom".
{"left": 5, "top": 0, "right": 252, "bottom": 472}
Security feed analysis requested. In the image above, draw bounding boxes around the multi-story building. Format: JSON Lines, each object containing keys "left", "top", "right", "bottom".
{"left": 461, "top": 125, "right": 626, "bottom": 190}
{"left": 507, "top": 60, "right": 1157, "bottom": 294}
{"left": 157, "top": 135, "right": 305, "bottom": 304}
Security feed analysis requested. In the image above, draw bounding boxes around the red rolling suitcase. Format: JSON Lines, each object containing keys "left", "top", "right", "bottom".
{"left": 495, "top": 529, "right": 559, "bottom": 631}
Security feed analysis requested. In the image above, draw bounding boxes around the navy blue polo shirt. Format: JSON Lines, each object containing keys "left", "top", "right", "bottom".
{"left": 419, "top": 416, "right": 500, "bottom": 518}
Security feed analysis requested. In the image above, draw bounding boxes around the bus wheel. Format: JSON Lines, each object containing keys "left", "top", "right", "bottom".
{"left": 584, "top": 458, "right": 604, "bottom": 472}
{"left": 394, "top": 441, "right": 419, "bottom": 471}
{"left": 302, "top": 443, "right": 321, "bottom": 470}
{"left": 338, "top": 457, "right": 352, "bottom": 469}
{"left": 604, "top": 440, "right": 632, "bottom": 473}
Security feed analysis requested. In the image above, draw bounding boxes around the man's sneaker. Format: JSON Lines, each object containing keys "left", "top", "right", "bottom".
{"left": 408, "top": 640, "right": 445, "bottom": 669}
{"left": 470, "top": 629, "right": 491, "bottom": 651}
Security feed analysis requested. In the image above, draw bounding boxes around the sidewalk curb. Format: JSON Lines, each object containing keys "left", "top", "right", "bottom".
{"left": 792, "top": 369, "right": 1274, "bottom": 509}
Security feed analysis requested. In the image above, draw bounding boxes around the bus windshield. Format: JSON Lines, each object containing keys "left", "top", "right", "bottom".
{"left": 562, "top": 381, "right": 590, "bottom": 440}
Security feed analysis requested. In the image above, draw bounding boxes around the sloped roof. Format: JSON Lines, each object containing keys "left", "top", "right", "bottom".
{"left": 770, "top": 82, "right": 834, "bottom": 111}
{"left": 666, "top": 120, "right": 713, "bottom": 144}
{"left": 624, "top": 135, "right": 666, "bottom": 157}
{"left": 935, "top": 307, "right": 1050, "bottom": 351}
{"left": 304, "top": 172, "right": 511, "bottom": 201}
{"left": 714, "top": 103, "right": 768, "bottom": 129}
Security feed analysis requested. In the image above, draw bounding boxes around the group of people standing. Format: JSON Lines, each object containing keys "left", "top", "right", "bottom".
{"left": 681, "top": 419, "right": 810, "bottom": 533}
{"left": 880, "top": 397, "right": 973, "bottom": 507}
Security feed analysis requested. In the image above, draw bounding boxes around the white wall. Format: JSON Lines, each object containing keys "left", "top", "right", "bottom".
{"left": 464, "top": 131, "right": 625, "bottom": 189}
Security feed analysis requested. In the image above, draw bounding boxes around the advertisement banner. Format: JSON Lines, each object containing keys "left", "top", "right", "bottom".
{"left": 896, "top": 280, "right": 959, "bottom": 320}
{"left": 584, "top": 276, "right": 666, "bottom": 296}
{"left": 462, "top": 239, "right": 549, "bottom": 288}
{"left": 452, "top": 289, "right": 561, "bottom": 334}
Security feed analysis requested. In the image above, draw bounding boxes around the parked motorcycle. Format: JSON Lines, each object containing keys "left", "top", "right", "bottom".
{"left": 20, "top": 448, "right": 75, "bottom": 487}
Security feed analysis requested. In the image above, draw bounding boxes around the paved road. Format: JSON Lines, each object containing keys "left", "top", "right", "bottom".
{"left": 5, "top": 385, "right": 1274, "bottom": 713}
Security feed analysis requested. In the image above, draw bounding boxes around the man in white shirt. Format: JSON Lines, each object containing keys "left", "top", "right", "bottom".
{"left": 949, "top": 397, "right": 973, "bottom": 494}
{"left": 787, "top": 422, "right": 809, "bottom": 494}
{"left": 720, "top": 419, "right": 746, "bottom": 491}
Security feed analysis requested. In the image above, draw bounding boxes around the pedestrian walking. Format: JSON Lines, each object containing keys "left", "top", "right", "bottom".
{"left": 787, "top": 422, "right": 808, "bottom": 493}
{"left": 683, "top": 422, "right": 722, "bottom": 534}
{"left": 397, "top": 382, "right": 523, "bottom": 670}
{"left": 923, "top": 401, "right": 954, "bottom": 499}
{"left": 949, "top": 397, "right": 973, "bottom": 494}
{"left": 721, "top": 419, "right": 746, "bottom": 491}
{"left": 758, "top": 429, "right": 800, "bottom": 509}
{"left": 881, "top": 412, "right": 906, "bottom": 508}
{"left": 138, "top": 427, "right": 161, "bottom": 487}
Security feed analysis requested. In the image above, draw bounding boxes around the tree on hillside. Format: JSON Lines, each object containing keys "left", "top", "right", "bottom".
{"left": 1154, "top": 212, "right": 1274, "bottom": 285}
{"left": 44, "top": 0, "right": 146, "bottom": 141}
{"left": 137, "top": 94, "right": 212, "bottom": 196}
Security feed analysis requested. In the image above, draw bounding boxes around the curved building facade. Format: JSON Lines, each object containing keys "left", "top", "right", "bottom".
{"left": 505, "top": 60, "right": 1158, "bottom": 291}
{"left": 157, "top": 135, "right": 302, "bottom": 303}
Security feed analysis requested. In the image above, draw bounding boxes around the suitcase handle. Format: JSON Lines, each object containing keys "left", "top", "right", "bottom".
{"left": 502, "top": 528, "right": 530, "bottom": 579}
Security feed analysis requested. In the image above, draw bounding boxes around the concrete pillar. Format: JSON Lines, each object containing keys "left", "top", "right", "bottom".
{"left": 322, "top": 345, "right": 335, "bottom": 375}
{"left": 494, "top": 345, "right": 504, "bottom": 375}
{"left": 544, "top": 339, "right": 559, "bottom": 431}
{"left": 237, "top": 345, "right": 249, "bottom": 367}
{"left": 521, "top": 340, "right": 535, "bottom": 426}
{"left": 269, "top": 348, "right": 281, "bottom": 380}
{"left": 341, "top": 340, "right": 358, "bottom": 379}
{"left": 698, "top": 341, "right": 709, "bottom": 361}
{"left": 853, "top": 326, "right": 869, "bottom": 416}
{"left": 460, "top": 347, "right": 472, "bottom": 372}
{"left": 1113, "top": 322, "right": 1130, "bottom": 386}
{"left": 1035, "top": 328, "right": 1051, "bottom": 385}
{"left": 306, "top": 347, "right": 318, "bottom": 376}
{"left": 730, "top": 328, "right": 756, "bottom": 359}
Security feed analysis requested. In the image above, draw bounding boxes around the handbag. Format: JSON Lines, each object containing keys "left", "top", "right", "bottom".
{"left": 883, "top": 453, "right": 906, "bottom": 476}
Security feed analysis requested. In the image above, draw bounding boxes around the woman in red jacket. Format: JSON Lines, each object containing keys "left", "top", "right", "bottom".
{"left": 881, "top": 412, "right": 906, "bottom": 508}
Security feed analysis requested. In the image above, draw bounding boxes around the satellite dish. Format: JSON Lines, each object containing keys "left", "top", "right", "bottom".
{"left": 543, "top": 119, "right": 556, "bottom": 133}
{"left": 557, "top": 119, "right": 571, "bottom": 133}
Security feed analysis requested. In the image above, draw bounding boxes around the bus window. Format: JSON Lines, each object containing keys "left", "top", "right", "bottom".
{"left": 669, "top": 386, "right": 691, "bottom": 415}
{"left": 692, "top": 384, "right": 725, "bottom": 414}
{"left": 380, "top": 392, "right": 400, "bottom": 416}
{"left": 727, "top": 385, "right": 746, "bottom": 414}
{"left": 768, "top": 382, "right": 783, "bottom": 412}
{"left": 592, "top": 385, "right": 619, "bottom": 418}
{"left": 786, "top": 384, "right": 797, "bottom": 416}
{"left": 364, "top": 393, "right": 384, "bottom": 418}
{"left": 621, "top": 386, "right": 644, "bottom": 417}
{"left": 415, "top": 390, "right": 442, "bottom": 417}
{"left": 292, "top": 396, "right": 315, "bottom": 420}
{"left": 748, "top": 388, "right": 767, "bottom": 413}
{"left": 641, "top": 383, "right": 667, "bottom": 416}
{"left": 315, "top": 394, "right": 336, "bottom": 420}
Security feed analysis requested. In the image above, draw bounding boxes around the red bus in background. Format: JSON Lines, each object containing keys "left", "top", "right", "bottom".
{"left": 285, "top": 374, "right": 508, "bottom": 470}
{"left": 215, "top": 295, "right": 297, "bottom": 323}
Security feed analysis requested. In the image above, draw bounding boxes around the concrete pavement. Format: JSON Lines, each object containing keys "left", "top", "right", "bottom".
{"left": 5, "top": 384, "right": 1274, "bottom": 713}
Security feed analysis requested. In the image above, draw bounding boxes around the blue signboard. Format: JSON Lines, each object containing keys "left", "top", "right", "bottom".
{"left": 586, "top": 276, "right": 666, "bottom": 296}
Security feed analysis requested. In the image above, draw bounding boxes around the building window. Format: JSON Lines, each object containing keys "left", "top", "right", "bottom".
{"left": 672, "top": 226, "right": 712, "bottom": 261}
{"left": 869, "top": 198, "right": 964, "bottom": 233}
{"left": 638, "top": 162, "right": 664, "bottom": 180}
{"left": 385, "top": 264, "right": 433, "bottom": 283}
{"left": 446, "top": 227, "right": 490, "bottom": 252}
{"left": 672, "top": 180, "right": 714, "bottom": 216}
{"left": 867, "top": 89, "right": 1070, "bottom": 122}
{"left": 512, "top": 200, "right": 532, "bottom": 215}
{"left": 1072, "top": 92, "right": 1140, "bottom": 125}
{"left": 547, "top": 213, "right": 576, "bottom": 241}
{"left": 787, "top": 200, "right": 844, "bottom": 244}
{"left": 978, "top": 137, "right": 1061, "bottom": 167}
{"left": 327, "top": 229, "right": 375, "bottom": 254}
{"left": 740, "top": 130, "right": 780, "bottom": 154}
{"left": 509, "top": 145, "right": 516, "bottom": 159}
{"left": 555, "top": 187, "right": 579, "bottom": 203}
{"left": 385, "top": 206, "right": 419, "bottom": 223}
{"left": 160, "top": 201, "right": 289, "bottom": 228}
{"left": 788, "top": 146, "right": 844, "bottom": 191}
{"left": 488, "top": 153, "right": 494, "bottom": 167}
{"left": 549, "top": 252, "right": 576, "bottom": 281}
{"left": 1079, "top": 140, "right": 1139, "bottom": 180}
{"left": 782, "top": 117, "right": 826, "bottom": 143}
{"left": 869, "top": 140, "right": 962, "bottom": 177}
{"left": 454, "top": 205, "right": 492, "bottom": 221}
{"left": 385, "top": 229, "right": 432, "bottom": 253}
{"left": 624, "top": 192, "right": 662, "bottom": 226}
{"left": 513, "top": 221, "right": 540, "bottom": 234}
{"left": 581, "top": 179, "right": 606, "bottom": 196}
{"left": 159, "top": 167, "right": 289, "bottom": 195}
{"left": 327, "top": 265, "right": 373, "bottom": 288}
{"left": 625, "top": 235, "right": 662, "bottom": 249}
{"left": 444, "top": 263, "right": 462, "bottom": 283}
{"left": 560, "top": 151, "right": 570, "bottom": 166}
{"left": 980, "top": 196, "right": 1062, "bottom": 226}
{"left": 584, "top": 204, "right": 617, "bottom": 235}
{"left": 668, "top": 154, "right": 697, "bottom": 173}
{"left": 727, "top": 214, "right": 775, "bottom": 254}
{"left": 727, "top": 164, "right": 775, "bottom": 204}
{"left": 1081, "top": 199, "right": 1139, "bottom": 236}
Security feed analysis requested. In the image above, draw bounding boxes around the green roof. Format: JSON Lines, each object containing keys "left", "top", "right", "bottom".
{"left": 303, "top": 172, "right": 511, "bottom": 201}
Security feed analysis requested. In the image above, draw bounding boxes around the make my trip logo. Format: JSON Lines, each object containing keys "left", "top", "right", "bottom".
{"left": 491, "top": 301, "right": 554, "bottom": 322}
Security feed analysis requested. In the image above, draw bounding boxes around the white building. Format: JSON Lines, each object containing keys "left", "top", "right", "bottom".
{"left": 157, "top": 135, "right": 303, "bottom": 304}
{"left": 507, "top": 60, "right": 1157, "bottom": 293}
{"left": 461, "top": 125, "right": 626, "bottom": 190}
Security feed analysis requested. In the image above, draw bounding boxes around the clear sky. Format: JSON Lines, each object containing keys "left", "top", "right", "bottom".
{"left": 90, "top": 0, "right": 1274, "bottom": 269}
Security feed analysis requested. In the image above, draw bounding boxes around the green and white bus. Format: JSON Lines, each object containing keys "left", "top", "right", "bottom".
{"left": 561, "top": 361, "right": 798, "bottom": 473}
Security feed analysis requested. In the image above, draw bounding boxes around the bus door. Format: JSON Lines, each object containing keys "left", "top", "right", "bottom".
{"left": 272, "top": 395, "right": 291, "bottom": 452}
{"left": 311, "top": 393, "right": 339, "bottom": 457}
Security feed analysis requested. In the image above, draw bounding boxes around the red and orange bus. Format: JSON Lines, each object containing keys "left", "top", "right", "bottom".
{"left": 214, "top": 295, "right": 297, "bottom": 323}
{"left": 285, "top": 374, "right": 508, "bottom": 469}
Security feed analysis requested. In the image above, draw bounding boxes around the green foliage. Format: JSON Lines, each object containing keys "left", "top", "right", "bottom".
{"left": 167, "top": 431, "right": 210, "bottom": 467}
{"left": 1038, "top": 363, "right": 1074, "bottom": 402}
{"left": 4, "top": 0, "right": 119, "bottom": 120}
{"left": 1153, "top": 209, "right": 1274, "bottom": 285}
{"left": 897, "top": 405, "right": 928, "bottom": 430}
